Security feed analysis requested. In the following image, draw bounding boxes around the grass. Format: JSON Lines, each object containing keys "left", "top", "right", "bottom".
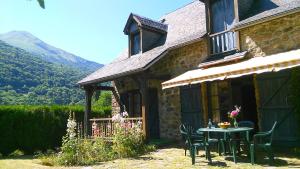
{"left": 0, "top": 146, "right": 299, "bottom": 169}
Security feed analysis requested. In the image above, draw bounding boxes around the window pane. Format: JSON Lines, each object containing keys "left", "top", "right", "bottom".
{"left": 131, "top": 33, "right": 140, "bottom": 55}
{"left": 211, "top": 0, "right": 225, "bottom": 33}
{"left": 211, "top": 0, "right": 235, "bottom": 33}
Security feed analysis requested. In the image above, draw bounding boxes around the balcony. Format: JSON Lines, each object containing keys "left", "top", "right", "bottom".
{"left": 210, "top": 30, "right": 237, "bottom": 55}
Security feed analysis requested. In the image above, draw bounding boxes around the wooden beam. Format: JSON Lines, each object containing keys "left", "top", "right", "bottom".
{"left": 205, "top": 0, "right": 212, "bottom": 55}
{"left": 84, "top": 86, "right": 94, "bottom": 138}
{"left": 94, "top": 86, "right": 114, "bottom": 91}
{"left": 233, "top": 0, "right": 241, "bottom": 51}
{"left": 253, "top": 75, "right": 262, "bottom": 131}
{"left": 201, "top": 83, "right": 209, "bottom": 125}
{"left": 136, "top": 76, "right": 149, "bottom": 140}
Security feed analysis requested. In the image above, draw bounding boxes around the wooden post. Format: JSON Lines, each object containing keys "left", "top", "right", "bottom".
{"left": 84, "top": 86, "right": 94, "bottom": 138}
{"left": 233, "top": 0, "right": 241, "bottom": 51}
{"left": 137, "top": 77, "right": 149, "bottom": 140}
{"left": 253, "top": 75, "right": 262, "bottom": 131}
{"left": 201, "top": 83, "right": 209, "bottom": 125}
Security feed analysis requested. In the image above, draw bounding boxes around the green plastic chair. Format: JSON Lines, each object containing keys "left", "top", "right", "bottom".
{"left": 236, "top": 121, "right": 255, "bottom": 154}
{"left": 250, "top": 121, "right": 277, "bottom": 165}
{"left": 179, "top": 124, "right": 204, "bottom": 156}
{"left": 179, "top": 124, "right": 212, "bottom": 165}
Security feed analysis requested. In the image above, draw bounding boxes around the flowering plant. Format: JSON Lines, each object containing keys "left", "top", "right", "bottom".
{"left": 228, "top": 105, "right": 241, "bottom": 128}
{"left": 229, "top": 105, "right": 241, "bottom": 119}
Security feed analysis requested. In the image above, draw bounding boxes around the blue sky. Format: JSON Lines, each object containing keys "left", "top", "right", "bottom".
{"left": 0, "top": 0, "right": 192, "bottom": 64}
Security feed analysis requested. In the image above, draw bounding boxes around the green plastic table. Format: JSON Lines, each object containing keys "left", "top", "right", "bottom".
{"left": 197, "top": 127, "right": 253, "bottom": 163}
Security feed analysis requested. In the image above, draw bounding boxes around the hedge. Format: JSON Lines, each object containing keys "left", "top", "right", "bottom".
{"left": 0, "top": 105, "right": 111, "bottom": 155}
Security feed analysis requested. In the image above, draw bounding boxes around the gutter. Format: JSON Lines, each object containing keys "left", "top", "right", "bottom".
{"left": 234, "top": 7, "right": 300, "bottom": 31}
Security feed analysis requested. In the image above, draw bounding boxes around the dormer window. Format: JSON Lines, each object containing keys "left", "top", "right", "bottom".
{"left": 130, "top": 31, "right": 141, "bottom": 55}
{"left": 123, "top": 13, "right": 168, "bottom": 57}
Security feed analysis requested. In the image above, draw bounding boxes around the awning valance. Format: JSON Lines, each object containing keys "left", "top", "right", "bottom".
{"left": 162, "top": 49, "right": 300, "bottom": 89}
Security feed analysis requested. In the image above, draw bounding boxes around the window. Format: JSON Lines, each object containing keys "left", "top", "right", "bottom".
{"left": 131, "top": 32, "right": 141, "bottom": 55}
{"left": 210, "top": 0, "right": 236, "bottom": 54}
{"left": 120, "top": 90, "right": 141, "bottom": 117}
{"left": 211, "top": 0, "right": 235, "bottom": 33}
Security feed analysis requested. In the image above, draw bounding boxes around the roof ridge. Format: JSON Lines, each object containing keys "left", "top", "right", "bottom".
{"left": 131, "top": 13, "right": 167, "bottom": 25}
{"left": 161, "top": 0, "right": 200, "bottom": 19}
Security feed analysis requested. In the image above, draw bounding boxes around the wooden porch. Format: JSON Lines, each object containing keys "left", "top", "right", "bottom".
{"left": 90, "top": 117, "right": 143, "bottom": 139}
{"left": 82, "top": 76, "right": 153, "bottom": 140}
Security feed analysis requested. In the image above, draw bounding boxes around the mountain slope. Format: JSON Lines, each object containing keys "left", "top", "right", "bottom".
{"left": 0, "top": 31, "right": 102, "bottom": 72}
{"left": 0, "top": 40, "right": 86, "bottom": 105}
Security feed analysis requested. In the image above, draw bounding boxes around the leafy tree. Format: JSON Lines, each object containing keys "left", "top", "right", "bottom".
{"left": 0, "top": 40, "right": 88, "bottom": 105}
{"left": 37, "top": 0, "right": 45, "bottom": 8}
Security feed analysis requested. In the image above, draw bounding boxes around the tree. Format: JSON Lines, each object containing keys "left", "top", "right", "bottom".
{"left": 37, "top": 0, "right": 45, "bottom": 9}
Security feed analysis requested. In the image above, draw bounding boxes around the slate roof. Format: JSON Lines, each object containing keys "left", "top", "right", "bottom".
{"left": 78, "top": 0, "right": 207, "bottom": 85}
{"left": 79, "top": 0, "right": 300, "bottom": 85}
{"left": 235, "top": 0, "right": 300, "bottom": 29}
{"left": 131, "top": 14, "right": 168, "bottom": 33}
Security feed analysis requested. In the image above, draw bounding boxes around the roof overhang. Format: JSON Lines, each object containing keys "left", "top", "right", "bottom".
{"left": 234, "top": 6, "right": 300, "bottom": 30}
{"left": 199, "top": 51, "right": 247, "bottom": 68}
{"left": 78, "top": 34, "right": 206, "bottom": 86}
{"left": 162, "top": 49, "right": 300, "bottom": 89}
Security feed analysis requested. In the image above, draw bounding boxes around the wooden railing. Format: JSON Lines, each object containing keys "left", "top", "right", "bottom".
{"left": 90, "top": 117, "right": 143, "bottom": 139}
{"left": 210, "top": 30, "right": 236, "bottom": 55}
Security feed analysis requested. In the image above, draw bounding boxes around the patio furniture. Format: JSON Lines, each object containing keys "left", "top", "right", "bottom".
{"left": 179, "top": 124, "right": 204, "bottom": 156}
{"left": 235, "top": 121, "right": 255, "bottom": 154}
{"left": 197, "top": 127, "right": 253, "bottom": 163}
{"left": 250, "top": 121, "right": 277, "bottom": 165}
{"left": 180, "top": 124, "right": 212, "bottom": 165}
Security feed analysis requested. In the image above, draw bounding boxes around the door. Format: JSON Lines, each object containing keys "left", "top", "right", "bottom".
{"left": 180, "top": 85, "right": 203, "bottom": 129}
{"left": 257, "top": 70, "right": 298, "bottom": 144}
{"left": 148, "top": 88, "right": 160, "bottom": 138}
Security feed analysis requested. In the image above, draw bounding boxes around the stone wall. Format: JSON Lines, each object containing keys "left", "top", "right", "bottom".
{"left": 111, "top": 77, "right": 139, "bottom": 115}
{"left": 149, "top": 41, "right": 208, "bottom": 139}
{"left": 111, "top": 40, "right": 208, "bottom": 139}
{"left": 240, "top": 12, "right": 300, "bottom": 58}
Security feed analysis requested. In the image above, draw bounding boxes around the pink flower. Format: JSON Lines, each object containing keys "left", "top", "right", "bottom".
{"left": 229, "top": 105, "right": 241, "bottom": 118}
{"left": 230, "top": 110, "right": 239, "bottom": 118}
{"left": 122, "top": 111, "right": 128, "bottom": 117}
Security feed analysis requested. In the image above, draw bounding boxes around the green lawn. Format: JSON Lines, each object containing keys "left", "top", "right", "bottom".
{"left": 0, "top": 146, "right": 299, "bottom": 169}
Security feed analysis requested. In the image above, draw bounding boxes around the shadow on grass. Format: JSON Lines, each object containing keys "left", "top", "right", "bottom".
{"left": 0, "top": 155, "right": 34, "bottom": 160}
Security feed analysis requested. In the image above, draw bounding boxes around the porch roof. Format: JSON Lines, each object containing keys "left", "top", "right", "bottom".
{"left": 162, "top": 49, "right": 300, "bottom": 89}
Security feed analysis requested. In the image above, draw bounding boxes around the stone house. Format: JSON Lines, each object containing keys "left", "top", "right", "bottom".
{"left": 79, "top": 0, "right": 300, "bottom": 144}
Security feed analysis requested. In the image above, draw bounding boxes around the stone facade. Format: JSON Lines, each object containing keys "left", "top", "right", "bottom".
{"left": 111, "top": 11, "right": 300, "bottom": 140}
{"left": 240, "top": 12, "right": 300, "bottom": 58}
{"left": 112, "top": 41, "right": 208, "bottom": 139}
{"left": 149, "top": 41, "right": 208, "bottom": 139}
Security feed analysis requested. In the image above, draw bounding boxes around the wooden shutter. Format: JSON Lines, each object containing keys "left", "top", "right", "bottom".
{"left": 180, "top": 84, "right": 203, "bottom": 129}
{"left": 256, "top": 70, "right": 298, "bottom": 143}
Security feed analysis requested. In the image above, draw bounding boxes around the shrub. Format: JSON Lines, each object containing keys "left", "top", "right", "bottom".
{"left": 56, "top": 114, "right": 113, "bottom": 166}
{"left": 53, "top": 112, "right": 155, "bottom": 166}
{"left": 8, "top": 149, "right": 24, "bottom": 157}
{"left": 111, "top": 113, "right": 155, "bottom": 158}
{"left": 0, "top": 105, "right": 110, "bottom": 155}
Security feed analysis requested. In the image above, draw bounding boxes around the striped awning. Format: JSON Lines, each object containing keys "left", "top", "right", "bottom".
{"left": 162, "top": 49, "right": 300, "bottom": 89}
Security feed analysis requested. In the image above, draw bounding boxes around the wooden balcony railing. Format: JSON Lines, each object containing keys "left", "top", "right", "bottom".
{"left": 90, "top": 117, "right": 143, "bottom": 139}
{"left": 210, "top": 30, "right": 236, "bottom": 55}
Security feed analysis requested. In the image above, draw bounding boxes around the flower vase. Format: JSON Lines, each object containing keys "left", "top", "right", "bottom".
{"left": 234, "top": 118, "right": 238, "bottom": 128}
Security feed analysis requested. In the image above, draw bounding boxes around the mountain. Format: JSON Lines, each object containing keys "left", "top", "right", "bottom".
{"left": 0, "top": 31, "right": 102, "bottom": 72}
{"left": 0, "top": 40, "right": 87, "bottom": 105}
